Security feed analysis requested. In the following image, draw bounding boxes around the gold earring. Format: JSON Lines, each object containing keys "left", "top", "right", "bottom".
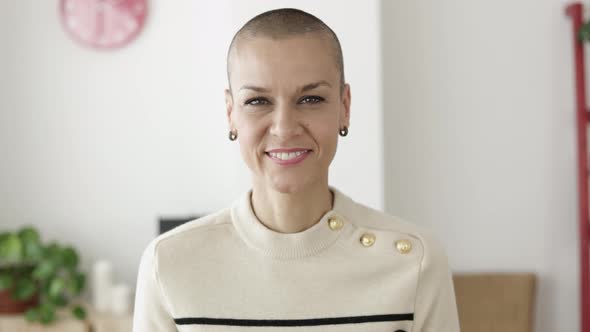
{"left": 339, "top": 126, "right": 348, "bottom": 137}
{"left": 229, "top": 130, "right": 237, "bottom": 141}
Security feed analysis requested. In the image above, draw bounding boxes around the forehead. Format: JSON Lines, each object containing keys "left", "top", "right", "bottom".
{"left": 229, "top": 35, "right": 339, "bottom": 92}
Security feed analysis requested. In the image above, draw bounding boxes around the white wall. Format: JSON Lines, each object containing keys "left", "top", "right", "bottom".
{"left": 382, "top": 0, "right": 580, "bottom": 331}
{"left": 0, "top": 0, "right": 383, "bottom": 295}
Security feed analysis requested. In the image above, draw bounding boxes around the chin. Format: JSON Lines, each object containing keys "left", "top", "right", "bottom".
{"left": 268, "top": 176, "right": 311, "bottom": 194}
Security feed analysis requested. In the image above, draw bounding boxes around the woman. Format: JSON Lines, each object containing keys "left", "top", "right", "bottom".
{"left": 133, "top": 8, "right": 460, "bottom": 332}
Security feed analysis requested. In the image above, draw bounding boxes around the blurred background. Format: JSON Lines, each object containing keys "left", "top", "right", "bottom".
{"left": 0, "top": 0, "right": 581, "bottom": 331}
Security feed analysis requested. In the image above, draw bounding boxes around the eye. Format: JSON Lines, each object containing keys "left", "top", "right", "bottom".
{"left": 299, "top": 96, "right": 325, "bottom": 104}
{"left": 244, "top": 97, "right": 269, "bottom": 106}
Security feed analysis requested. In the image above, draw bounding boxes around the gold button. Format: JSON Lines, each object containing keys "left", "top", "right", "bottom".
{"left": 395, "top": 239, "right": 412, "bottom": 254}
{"left": 360, "top": 233, "right": 376, "bottom": 247}
{"left": 327, "top": 216, "right": 343, "bottom": 230}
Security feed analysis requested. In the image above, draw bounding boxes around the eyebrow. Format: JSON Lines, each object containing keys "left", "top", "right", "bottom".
{"left": 238, "top": 80, "right": 332, "bottom": 93}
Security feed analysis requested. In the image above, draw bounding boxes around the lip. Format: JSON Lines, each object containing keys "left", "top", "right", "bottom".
{"left": 265, "top": 150, "right": 311, "bottom": 166}
{"left": 265, "top": 148, "right": 312, "bottom": 153}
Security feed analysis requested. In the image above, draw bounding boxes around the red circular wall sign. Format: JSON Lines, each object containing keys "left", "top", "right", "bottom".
{"left": 59, "top": 0, "right": 148, "bottom": 50}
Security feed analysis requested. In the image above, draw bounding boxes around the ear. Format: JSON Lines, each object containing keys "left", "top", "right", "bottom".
{"left": 224, "top": 88, "right": 234, "bottom": 129}
{"left": 340, "top": 83, "right": 351, "bottom": 128}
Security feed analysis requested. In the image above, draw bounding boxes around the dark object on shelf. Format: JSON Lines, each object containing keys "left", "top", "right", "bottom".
{"left": 158, "top": 216, "right": 201, "bottom": 235}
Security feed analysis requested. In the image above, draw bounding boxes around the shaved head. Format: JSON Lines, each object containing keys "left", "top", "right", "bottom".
{"left": 226, "top": 8, "right": 345, "bottom": 96}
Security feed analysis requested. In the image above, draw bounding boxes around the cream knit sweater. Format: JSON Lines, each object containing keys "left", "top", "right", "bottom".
{"left": 132, "top": 186, "right": 460, "bottom": 332}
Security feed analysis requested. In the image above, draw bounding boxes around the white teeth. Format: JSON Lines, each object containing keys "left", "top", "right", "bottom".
{"left": 268, "top": 150, "right": 308, "bottom": 160}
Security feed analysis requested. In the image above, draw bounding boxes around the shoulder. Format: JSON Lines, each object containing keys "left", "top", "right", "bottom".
{"left": 335, "top": 187, "right": 450, "bottom": 265}
{"left": 139, "top": 206, "right": 234, "bottom": 262}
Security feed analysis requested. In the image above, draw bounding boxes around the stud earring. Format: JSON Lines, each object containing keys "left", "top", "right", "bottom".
{"left": 229, "top": 130, "right": 238, "bottom": 141}
{"left": 339, "top": 126, "right": 348, "bottom": 137}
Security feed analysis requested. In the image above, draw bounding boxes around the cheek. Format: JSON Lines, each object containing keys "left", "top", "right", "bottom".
{"left": 237, "top": 119, "right": 266, "bottom": 161}
{"left": 310, "top": 123, "right": 338, "bottom": 157}
{"left": 237, "top": 134, "right": 261, "bottom": 173}
{"left": 319, "top": 111, "right": 340, "bottom": 136}
{"left": 323, "top": 132, "right": 339, "bottom": 157}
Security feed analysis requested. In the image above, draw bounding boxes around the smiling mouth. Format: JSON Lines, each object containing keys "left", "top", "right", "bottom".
{"left": 265, "top": 150, "right": 312, "bottom": 161}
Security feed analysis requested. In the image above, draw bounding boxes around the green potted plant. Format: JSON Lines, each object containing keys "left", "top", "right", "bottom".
{"left": 0, "top": 226, "right": 86, "bottom": 324}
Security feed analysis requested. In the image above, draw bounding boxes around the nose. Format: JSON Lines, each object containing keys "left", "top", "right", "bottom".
{"left": 269, "top": 102, "right": 304, "bottom": 139}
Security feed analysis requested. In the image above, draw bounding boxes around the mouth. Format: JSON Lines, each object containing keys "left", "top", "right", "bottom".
{"left": 265, "top": 149, "right": 313, "bottom": 162}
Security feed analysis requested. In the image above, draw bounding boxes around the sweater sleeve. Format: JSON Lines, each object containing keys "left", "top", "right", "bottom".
{"left": 412, "top": 230, "right": 461, "bottom": 332}
{"left": 132, "top": 239, "right": 178, "bottom": 332}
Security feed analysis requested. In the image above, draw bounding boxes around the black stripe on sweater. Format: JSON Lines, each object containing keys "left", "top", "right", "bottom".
{"left": 174, "top": 313, "right": 414, "bottom": 326}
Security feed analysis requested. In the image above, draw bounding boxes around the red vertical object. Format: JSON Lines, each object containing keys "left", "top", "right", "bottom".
{"left": 566, "top": 3, "right": 590, "bottom": 332}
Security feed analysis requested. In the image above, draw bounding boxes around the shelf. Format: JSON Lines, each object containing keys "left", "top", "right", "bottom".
{"left": 0, "top": 301, "right": 132, "bottom": 332}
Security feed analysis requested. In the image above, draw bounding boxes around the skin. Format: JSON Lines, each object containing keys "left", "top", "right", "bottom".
{"left": 224, "top": 33, "right": 351, "bottom": 234}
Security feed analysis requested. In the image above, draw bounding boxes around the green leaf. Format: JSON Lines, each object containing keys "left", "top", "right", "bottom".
{"left": 24, "top": 307, "right": 40, "bottom": 322}
{"left": 45, "top": 243, "right": 61, "bottom": 258}
{"left": 49, "top": 293, "right": 67, "bottom": 307}
{"left": 62, "top": 247, "right": 79, "bottom": 269}
{"left": 47, "top": 249, "right": 64, "bottom": 267}
{"left": 18, "top": 227, "right": 40, "bottom": 245}
{"left": 70, "top": 272, "right": 85, "bottom": 295}
{"left": 40, "top": 278, "right": 51, "bottom": 297}
{"left": 580, "top": 22, "right": 590, "bottom": 41}
{"left": 32, "top": 260, "right": 56, "bottom": 281}
{"left": 48, "top": 277, "right": 66, "bottom": 299}
{"left": 0, "top": 234, "right": 23, "bottom": 263}
{"left": 0, "top": 272, "right": 13, "bottom": 291}
{"left": 72, "top": 305, "right": 86, "bottom": 320}
{"left": 39, "top": 302, "right": 55, "bottom": 325}
{"left": 0, "top": 233, "right": 9, "bottom": 252}
{"left": 23, "top": 241, "right": 43, "bottom": 262}
{"left": 12, "top": 277, "right": 36, "bottom": 300}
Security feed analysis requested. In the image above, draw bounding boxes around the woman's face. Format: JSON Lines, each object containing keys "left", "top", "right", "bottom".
{"left": 225, "top": 34, "right": 351, "bottom": 194}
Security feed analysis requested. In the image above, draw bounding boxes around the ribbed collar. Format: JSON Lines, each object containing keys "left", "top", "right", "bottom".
{"left": 230, "top": 186, "right": 354, "bottom": 259}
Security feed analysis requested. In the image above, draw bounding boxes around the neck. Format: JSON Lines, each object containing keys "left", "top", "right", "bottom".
{"left": 250, "top": 182, "right": 334, "bottom": 234}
